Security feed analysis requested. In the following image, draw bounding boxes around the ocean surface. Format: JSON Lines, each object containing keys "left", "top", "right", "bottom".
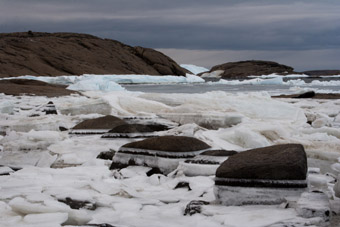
{"left": 122, "top": 77, "right": 340, "bottom": 94}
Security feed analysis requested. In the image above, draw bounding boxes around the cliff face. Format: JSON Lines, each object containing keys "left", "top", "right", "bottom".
{"left": 0, "top": 32, "right": 188, "bottom": 77}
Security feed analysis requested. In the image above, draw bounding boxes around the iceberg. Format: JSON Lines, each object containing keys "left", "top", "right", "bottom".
{"left": 180, "top": 64, "right": 209, "bottom": 75}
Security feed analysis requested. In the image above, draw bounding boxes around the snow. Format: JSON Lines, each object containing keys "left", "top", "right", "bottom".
{"left": 0, "top": 82, "right": 340, "bottom": 226}
{"left": 180, "top": 64, "right": 209, "bottom": 75}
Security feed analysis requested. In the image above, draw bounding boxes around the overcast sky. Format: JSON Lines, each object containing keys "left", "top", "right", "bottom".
{"left": 1, "top": 0, "right": 339, "bottom": 71}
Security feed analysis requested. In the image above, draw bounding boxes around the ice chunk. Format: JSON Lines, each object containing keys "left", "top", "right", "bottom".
{"left": 214, "top": 184, "right": 307, "bottom": 206}
{"left": 201, "top": 70, "right": 224, "bottom": 78}
{"left": 0, "top": 166, "right": 14, "bottom": 175}
{"left": 9, "top": 197, "right": 70, "bottom": 214}
{"left": 67, "top": 78, "right": 126, "bottom": 92}
{"left": 23, "top": 212, "right": 68, "bottom": 225}
{"left": 295, "top": 192, "right": 331, "bottom": 222}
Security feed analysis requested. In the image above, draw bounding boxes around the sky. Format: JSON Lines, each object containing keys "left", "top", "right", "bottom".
{"left": 1, "top": 0, "right": 339, "bottom": 71}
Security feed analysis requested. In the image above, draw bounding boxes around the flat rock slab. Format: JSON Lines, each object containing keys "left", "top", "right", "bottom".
{"left": 72, "top": 115, "right": 126, "bottom": 131}
{"left": 121, "top": 136, "right": 211, "bottom": 153}
{"left": 0, "top": 79, "right": 77, "bottom": 97}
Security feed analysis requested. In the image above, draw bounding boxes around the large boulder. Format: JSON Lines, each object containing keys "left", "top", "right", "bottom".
{"left": 0, "top": 32, "right": 188, "bottom": 77}
{"left": 214, "top": 144, "right": 308, "bottom": 205}
{"left": 101, "top": 123, "right": 170, "bottom": 138}
{"left": 112, "top": 136, "right": 211, "bottom": 174}
{"left": 71, "top": 115, "right": 126, "bottom": 134}
{"left": 202, "top": 60, "right": 295, "bottom": 79}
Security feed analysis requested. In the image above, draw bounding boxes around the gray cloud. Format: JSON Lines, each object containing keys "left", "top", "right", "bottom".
{"left": 0, "top": 0, "right": 340, "bottom": 70}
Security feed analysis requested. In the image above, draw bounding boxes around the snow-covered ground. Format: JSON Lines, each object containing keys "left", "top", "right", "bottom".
{"left": 1, "top": 85, "right": 340, "bottom": 226}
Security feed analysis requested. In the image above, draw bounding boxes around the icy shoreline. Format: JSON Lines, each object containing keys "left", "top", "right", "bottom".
{"left": 0, "top": 89, "right": 340, "bottom": 226}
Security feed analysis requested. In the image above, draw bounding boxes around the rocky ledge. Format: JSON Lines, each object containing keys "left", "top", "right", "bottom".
{"left": 0, "top": 32, "right": 188, "bottom": 77}
{"left": 201, "top": 60, "right": 296, "bottom": 79}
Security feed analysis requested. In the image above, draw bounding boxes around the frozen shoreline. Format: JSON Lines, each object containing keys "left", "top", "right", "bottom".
{"left": 0, "top": 87, "right": 340, "bottom": 226}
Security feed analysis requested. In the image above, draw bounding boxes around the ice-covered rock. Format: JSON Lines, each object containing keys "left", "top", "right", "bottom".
{"left": 179, "top": 150, "right": 237, "bottom": 176}
{"left": 70, "top": 115, "right": 126, "bottom": 134}
{"left": 112, "top": 136, "right": 211, "bottom": 174}
{"left": 101, "top": 123, "right": 170, "bottom": 138}
{"left": 214, "top": 144, "right": 308, "bottom": 205}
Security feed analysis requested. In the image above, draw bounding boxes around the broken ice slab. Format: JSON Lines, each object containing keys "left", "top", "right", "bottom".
{"left": 295, "top": 191, "right": 331, "bottom": 223}
{"left": 214, "top": 178, "right": 308, "bottom": 206}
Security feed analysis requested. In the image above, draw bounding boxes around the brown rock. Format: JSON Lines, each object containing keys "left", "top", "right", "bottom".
{"left": 121, "top": 136, "right": 211, "bottom": 153}
{"left": 207, "top": 60, "right": 295, "bottom": 79}
{"left": 72, "top": 115, "right": 126, "bottom": 130}
{"left": 200, "top": 149, "right": 237, "bottom": 157}
{"left": 107, "top": 123, "right": 169, "bottom": 134}
{"left": 0, "top": 79, "right": 76, "bottom": 97}
{"left": 216, "top": 144, "right": 307, "bottom": 181}
{"left": 0, "top": 32, "right": 188, "bottom": 77}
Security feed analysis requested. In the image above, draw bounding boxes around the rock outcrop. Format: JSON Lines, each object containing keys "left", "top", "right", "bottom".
{"left": 202, "top": 60, "right": 295, "bottom": 79}
{"left": 0, "top": 32, "right": 188, "bottom": 77}
{"left": 0, "top": 79, "right": 76, "bottom": 97}
{"left": 303, "top": 70, "right": 340, "bottom": 76}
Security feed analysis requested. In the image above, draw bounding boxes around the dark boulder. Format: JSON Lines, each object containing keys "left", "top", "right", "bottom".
{"left": 295, "top": 91, "right": 316, "bottom": 99}
{"left": 113, "top": 136, "right": 211, "bottom": 174}
{"left": 121, "top": 136, "right": 211, "bottom": 154}
{"left": 96, "top": 150, "right": 116, "bottom": 160}
{"left": 72, "top": 115, "right": 126, "bottom": 130}
{"left": 42, "top": 101, "right": 58, "bottom": 114}
{"left": 215, "top": 144, "right": 308, "bottom": 187}
{"left": 200, "top": 149, "right": 237, "bottom": 157}
{"left": 101, "top": 123, "right": 170, "bottom": 138}
{"left": 204, "top": 60, "right": 295, "bottom": 79}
